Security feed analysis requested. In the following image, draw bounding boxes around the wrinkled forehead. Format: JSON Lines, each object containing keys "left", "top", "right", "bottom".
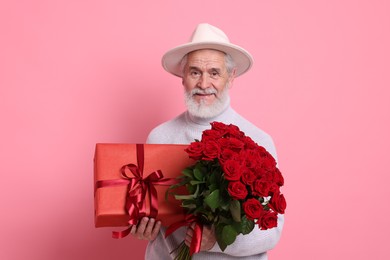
{"left": 186, "top": 49, "right": 227, "bottom": 69}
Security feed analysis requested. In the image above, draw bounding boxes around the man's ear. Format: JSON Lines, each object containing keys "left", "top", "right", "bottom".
{"left": 228, "top": 68, "right": 237, "bottom": 89}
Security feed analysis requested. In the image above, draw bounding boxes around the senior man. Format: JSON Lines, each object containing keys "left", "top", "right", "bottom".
{"left": 130, "top": 23, "right": 284, "bottom": 260}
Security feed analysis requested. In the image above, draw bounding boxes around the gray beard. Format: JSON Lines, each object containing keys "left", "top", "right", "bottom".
{"left": 184, "top": 87, "right": 229, "bottom": 118}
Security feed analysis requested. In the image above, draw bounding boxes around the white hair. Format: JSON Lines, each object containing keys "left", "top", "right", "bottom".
{"left": 184, "top": 86, "right": 230, "bottom": 118}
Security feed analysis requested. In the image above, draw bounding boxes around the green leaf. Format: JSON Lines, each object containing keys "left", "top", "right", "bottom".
{"left": 229, "top": 200, "right": 241, "bottom": 222}
{"left": 204, "top": 189, "right": 220, "bottom": 209}
{"left": 182, "top": 167, "right": 194, "bottom": 175}
{"left": 208, "top": 183, "right": 218, "bottom": 192}
{"left": 165, "top": 178, "right": 190, "bottom": 201}
{"left": 208, "top": 171, "right": 217, "bottom": 183}
{"left": 167, "top": 178, "right": 189, "bottom": 191}
{"left": 215, "top": 224, "right": 228, "bottom": 252}
{"left": 221, "top": 225, "right": 238, "bottom": 246}
{"left": 193, "top": 168, "right": 203, "bottom": 180}
{"left": 241, "top": 215, "right": 255, "bottom": 235}
{"left": 231, "top": 221, "right": 243, "bottom": 233}
{"left": 193, "top": 162, "right": 205, "bottom": 180}
{"left": 190, "top": 180, "right": 206, "bottom": 185}
{"left": 182, "top": 167, "right": 195, "bottom": 178}
{"left": 219, "top": 197, "right": 230, "bottom": 211}
{"left": 187, "top": 183, "right": 196, "bottom": 194}
{"left": 217, "top": 240, "right": 228, "bottom": 252}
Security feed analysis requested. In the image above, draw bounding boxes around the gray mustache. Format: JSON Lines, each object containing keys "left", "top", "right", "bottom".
{"left": 191, "top": 88, "right": 217, "bottom": 95}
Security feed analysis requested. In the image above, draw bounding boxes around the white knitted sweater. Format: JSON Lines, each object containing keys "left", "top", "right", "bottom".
{"left": 145, "top": 103, "right": 284, "bottom": 260}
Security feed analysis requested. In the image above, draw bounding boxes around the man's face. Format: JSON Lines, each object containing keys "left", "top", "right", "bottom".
{"left": 182, "top": 49, "right": 235, "bottom": 118}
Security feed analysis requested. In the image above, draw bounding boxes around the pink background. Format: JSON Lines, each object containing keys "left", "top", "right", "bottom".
{"left": 1, "top": 0, "right": 389, "bottom": 259}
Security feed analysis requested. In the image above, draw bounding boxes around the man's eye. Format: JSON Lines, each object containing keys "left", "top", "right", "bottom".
{"left": 191, "top": 71, "right": 200, "bottom": 76}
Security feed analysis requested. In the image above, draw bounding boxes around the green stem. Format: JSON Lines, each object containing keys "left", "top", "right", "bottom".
{"left": 172, "top": 241, "right": 192, "bottom": 260}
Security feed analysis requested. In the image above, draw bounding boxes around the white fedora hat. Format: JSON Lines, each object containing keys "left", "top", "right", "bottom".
{"left": 161, "top": 23, "right": 253, "bottom": 77}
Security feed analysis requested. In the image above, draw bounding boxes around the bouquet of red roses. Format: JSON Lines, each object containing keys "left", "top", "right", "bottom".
{"left": 166, "top": 122, "right": 286, "bottom": 259}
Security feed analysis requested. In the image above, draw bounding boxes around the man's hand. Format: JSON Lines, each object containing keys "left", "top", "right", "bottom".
{"left": 185, "top": 223, "right": 216, "bottom": 251}
{"left": 129, "top": 217, "right": 161, "bottom": 241}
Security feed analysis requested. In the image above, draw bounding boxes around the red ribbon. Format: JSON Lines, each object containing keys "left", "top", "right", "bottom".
{"left": 165, "top": 214, "right": 203, "bottom": 256}
{"left": 96, "top": 144, "right": 179, "bottom": 238}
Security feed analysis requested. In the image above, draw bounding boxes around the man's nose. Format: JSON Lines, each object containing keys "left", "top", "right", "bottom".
{"left": 197, "top": 74, "right": 211, "bottom": 89}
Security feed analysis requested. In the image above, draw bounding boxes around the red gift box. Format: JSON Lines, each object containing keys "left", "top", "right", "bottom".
{"left": 94, "top": 143, "right": 193, "bottom": 230}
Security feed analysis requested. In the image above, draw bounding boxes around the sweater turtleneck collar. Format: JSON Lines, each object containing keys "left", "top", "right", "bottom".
{"left": 185, "top": 97, "right": 234, "bottom": 126}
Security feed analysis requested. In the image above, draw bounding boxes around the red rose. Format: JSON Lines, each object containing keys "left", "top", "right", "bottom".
{"left": 243, "top": 198, "right": 263, "bottom": 220}
{"left": 240, "top": 149, "right": 261, "bottom": 169}
{"left": 257, "top": 211, "right": 278, "bottom": 229}
{"left": 202, "top": 129, "right": 223, "bottom": 142}
{"left": 203, "top": 140, "right": 220, "bottom": 160}
{"left": 226, "top": 124, "right": 244, "bottom": 138}
{"left": 242, "top": 136, "right": 258, "bottom": 149}
{"left": 241, "top": 168, "right": 257, "bottom": 185}
{"left": 217, "top": 138, "right": 231, "bottom": 151}
{"left": 273, "top": 168, "right": 284, "bottom": 186}
{"left": 210, "top": 121, "right": 228, "bottom": 134}
{"left": 260, "top": 153, "right": 276, "bottom": 171}
{"left": 185, "top": 141, "right": 204, "bottom": 160}
{"left": 256, "top": 145, "right": 269, "bottom": 157}
{"left": 219, "top": 148, "right": 236, "bottom": 163}
{"left": 269, "top": 192, "right": 286, "bottom": 214}
{"left": 252, "top": 179, "right": 272, "bottom": 197}
{"left": 253, "top": 165, "right": 270, "bottom": 180}
{"left": 226, "top": 137, "right": 245, "bottom": 151}
{"left": 227, "top": 181, "right": 248, "bottom": 200}
{"left": 269, "top": 183, "right": 280, "bottom": 195}
{"left": 222, "top": 159, "right": 243, "bottom": 181}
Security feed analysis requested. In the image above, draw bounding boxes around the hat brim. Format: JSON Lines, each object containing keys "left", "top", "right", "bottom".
{"left": 161, "top": 41, "right": 253, "bottom": 78}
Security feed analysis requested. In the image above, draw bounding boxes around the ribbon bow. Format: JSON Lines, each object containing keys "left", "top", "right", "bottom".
{"left": 165, "top": 214, "right": 203, "bottom": 256}
{"left": 96, "top": 144, "right": 179, "bottom": 238}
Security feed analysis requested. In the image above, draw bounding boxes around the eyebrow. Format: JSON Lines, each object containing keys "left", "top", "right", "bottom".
{"left": 188, "top": 66, "right": 201, "bottom": 71}
{"left": 188, "top": 66, "right": 222, "bottom": 73}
